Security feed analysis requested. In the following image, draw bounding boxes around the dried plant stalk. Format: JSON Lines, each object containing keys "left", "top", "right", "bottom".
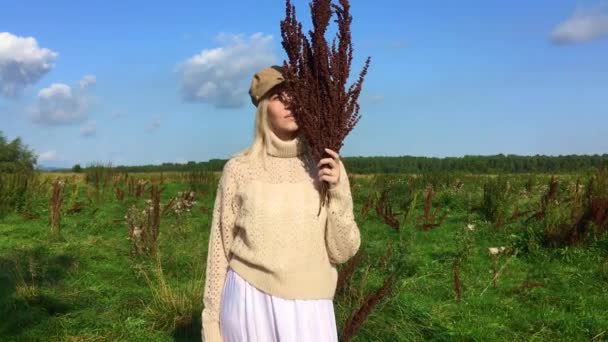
{"left": 125, "top": 184, "right": 162, "bottom": 256}
{"left": 340, "top": 243, "right": 398, "bottom": 341}
{"left": 114, "top": 186, "right": 125, "bottom": 202}
{"left": 336, "top": 250, "right": 363, "bottom": 294}
{"left": 136, "top": 179, "right": 149, "bottom": 199}
{"left": 341, "top": 273, "right": 397, "bottom": 342}
{"left": 280, "top": 0, "right": 371, "bottom": 214}
{"left": 361, "top": 191, "right": 374, "bottom": 218}
{"left": 416, "top": 185, "right": 448, "bottom": 230}
{"left": 453, "top": 260, "right": 462, "bottom": 302}
{"left": 375, "top": 188, "right": 401, "bottom": 231}
{"left": 49, "top": 179, "right": 65, "bottom": 235}
{"left": 149, "top": 184, "right": 161, "bottom": 246}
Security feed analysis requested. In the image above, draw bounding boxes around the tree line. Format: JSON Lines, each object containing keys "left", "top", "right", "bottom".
{"left": 1, "top": 131, "right": 606, "bottom": 175}
{"left": 70, "top": 154, "right": 608, "bottom": 175}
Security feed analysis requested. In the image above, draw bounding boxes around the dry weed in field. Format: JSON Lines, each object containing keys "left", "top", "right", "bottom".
{"left": 453, "top": 260, "right": 462, "bottom": 302}
{"left": 416, "top": 184, "right": 448, "bottom": 230}
{"left": 525, "top": 167, "right": 608, "bottom": 247}
{"left": 169, "top": 191, "right": 197, "bottom": 233}
{"left": 336, "top": 250, "right": 364, "bottom": 295}
{"left": 49, "top": 179, "right": 65, "bottom": 235}
{"left": 375, "top": 188, "right": 401, "bottom": 231}
{"left": 114, "top": 186, "right": 125, "bottom": 202}
{"left": 361, "top": 191, "right": 373, "bottom": 218}
{"left": 339, "top": 242, "right": 401, "bottom": 341}
{"left": 125, "top": 185, "right": 161, "bottom": 256}
{"left": 135, "top": 179, "right": 149, "bottom": 199}
{"left": 481, "top": 248, "right": 518, "bottom": 296}
{"left": 341, "top": 273, "right": 397, "bottom": 342}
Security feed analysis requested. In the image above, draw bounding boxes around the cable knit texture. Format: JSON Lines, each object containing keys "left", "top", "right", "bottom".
{"left": 200, "top": 129, "right": 361, "bottom": 341}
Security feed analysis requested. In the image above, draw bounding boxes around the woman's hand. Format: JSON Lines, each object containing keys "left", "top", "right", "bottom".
{"left": 317, "top": 148, "right": 341, "bottom": 187}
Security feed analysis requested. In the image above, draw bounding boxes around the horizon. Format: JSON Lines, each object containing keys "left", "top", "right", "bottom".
{"left": 35, "top": 152, "right": 608, "bottom": 171}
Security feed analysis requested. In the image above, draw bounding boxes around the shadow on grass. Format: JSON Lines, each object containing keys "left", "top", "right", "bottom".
{"left": 172, "top": 314, "right": 202, "bottom": 342}
{"left": 0, "top": 245, "right": 76, "bottom": 336}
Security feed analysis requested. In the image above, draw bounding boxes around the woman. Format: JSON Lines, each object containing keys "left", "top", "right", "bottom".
{"left": 201, "top": 65, "right": 361, "bottom": 342}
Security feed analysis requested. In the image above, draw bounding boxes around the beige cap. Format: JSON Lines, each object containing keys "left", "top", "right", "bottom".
{"left": 248, "top": 65, "right": 285, "bottom": 107}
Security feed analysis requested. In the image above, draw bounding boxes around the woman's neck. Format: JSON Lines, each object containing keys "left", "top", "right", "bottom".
{"left": 274, "top": 129, "right": 298, "bottom": 141}
{"left": 267, "top": 129, "right": 308, "bottom": 158}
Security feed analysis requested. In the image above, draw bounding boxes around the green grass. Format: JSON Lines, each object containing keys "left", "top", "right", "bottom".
{"left": 1, "top": 178, "right": 607, "bottom": 341}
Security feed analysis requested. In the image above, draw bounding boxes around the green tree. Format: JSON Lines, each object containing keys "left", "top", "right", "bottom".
{"left": 0, "top": 131, "right": 37, "bottom": 173}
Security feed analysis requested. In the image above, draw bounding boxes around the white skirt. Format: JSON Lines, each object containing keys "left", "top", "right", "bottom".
{"left": 220, "top": 267, "right": 339, "bottom": 342}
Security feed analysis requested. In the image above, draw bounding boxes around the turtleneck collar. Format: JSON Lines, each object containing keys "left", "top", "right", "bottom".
{"left": 267, "top": 129, "right": 309, "bottom": 158}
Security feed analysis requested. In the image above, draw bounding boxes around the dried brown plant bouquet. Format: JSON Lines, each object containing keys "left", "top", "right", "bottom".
{"left": 280, "top": 0, "right": 370, "bottom": 213}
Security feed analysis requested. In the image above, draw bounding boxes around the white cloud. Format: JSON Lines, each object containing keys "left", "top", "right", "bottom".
{"left": 80, "top": 121, "right": 96, "bottom": 137}
{"left": 38, "top": 150, "right": 58, "bottom": 162}
{"left": 29, "top": 78, "right": 94, "bottom": 125}
{"left": 0, "top": 32, "right": 58, "bottom": 98}
{"left": 30, "top": 83, "right": 87, "bottom": 125}
{"left": 79, "top": 74, "right": 96, "bottom": 89}
{"left": 175, "top": 32, "right": 277, "bottom": 108}
{"left": 551, "top": 3, "right": 608, "bottom": 44}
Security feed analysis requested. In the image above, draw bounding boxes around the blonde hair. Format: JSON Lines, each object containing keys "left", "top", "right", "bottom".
{"left": 231, "top": 98, "right": 275, "bottom": 171}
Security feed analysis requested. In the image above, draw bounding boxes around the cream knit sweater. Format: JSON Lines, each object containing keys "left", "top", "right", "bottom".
{"left": 201, "top": 130, "right": 361, "bottom": 342}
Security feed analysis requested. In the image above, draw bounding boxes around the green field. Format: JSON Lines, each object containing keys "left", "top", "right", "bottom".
{"left": 1, "top": 170, "right": 607, "bottom": 341}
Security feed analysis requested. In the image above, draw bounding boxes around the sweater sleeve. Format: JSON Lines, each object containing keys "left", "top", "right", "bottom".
{"left": 325, "top": 160, "right": 361, "bottom": 265}
{"left": 201, "top": 159, "right": 240, "bottom": 342}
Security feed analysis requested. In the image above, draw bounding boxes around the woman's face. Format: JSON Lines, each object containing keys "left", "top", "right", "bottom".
{"left": 266, "top": 90, "right": 299, "bottom": 140}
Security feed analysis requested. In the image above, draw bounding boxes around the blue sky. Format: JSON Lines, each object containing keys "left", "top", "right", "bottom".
{"left": 1, "top": 0, "right": 607, "bottom": 168}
